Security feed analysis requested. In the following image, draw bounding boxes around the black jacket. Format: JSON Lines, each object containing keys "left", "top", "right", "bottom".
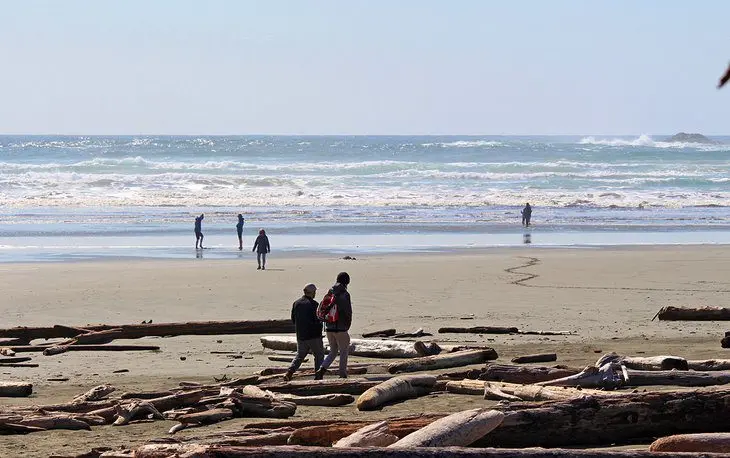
{"left": 252, "top": 235, "right": 270, "bottom": 254}
{"left": 325, "top": 283, "right": 352, "bottom": 333}
{"left": 291, "top": 295, "right": 322, "bottom": 341}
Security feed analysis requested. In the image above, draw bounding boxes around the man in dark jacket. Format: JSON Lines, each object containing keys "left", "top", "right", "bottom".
{"left": 314, "top": 272, "right": 352, "bottom": 379}
{"left": 284, "top": 283, "right": 325, "bottom": 381}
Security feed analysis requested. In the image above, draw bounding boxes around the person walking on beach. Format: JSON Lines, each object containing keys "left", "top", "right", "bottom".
{"left": 236, "top": 214, "right": 245, "bottom": 250}
{"left": 521, "top": 203, "right": 532, "bottom": 227}
{"left": 252, "top": 229, "right": 270, "bottom": 270}
{"left": 284, "top": 284, "right": 325, "bottom": 381}
{"left": 194, "top": 214, "right": 205, "bottom": 249}
{"left": 314, "top": 272, "right": 352, "bottom": 380}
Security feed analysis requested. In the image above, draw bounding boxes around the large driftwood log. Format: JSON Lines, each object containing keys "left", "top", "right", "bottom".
{"left": 277, "top": 393, "right": 355, "bottom": 407}
{"left": 0, "top": 381, "right": 32, "bottom": 397}
{"left": 261, "top": 336, "right": 426, "bottom": 358}
{"left": 650, "top": 433, "right": 730, "bottom": 453}
{"left": 476, "top": 388, "right": 730, "bottom": 447}
{"left": 356, "top": 375, "right": 437, "bottom": 411}
{"left": 259, "top": 366, "right": 369, "bottom": 377}
{"left": 333, "top": 421, "right": 399, "bottom": 448}
{"left": 689, "top": 359, "right": 730, "bottom": 371}
{"left": 438, "top": 326, "right": 518, "bottom": 334}
{"left": 88, "top": 390, "right": 205, "bottom": 422}
{"left": 481, "top": 363, "right": 581, "bottom": 384}
{"left": 389, "top": 408, "right": 504, "bottom": 448}
{"left": 656, "top": 306, "right": 730, "bottom": 321}
{"left": 511, "top": 353, "right": 557, "bottom": 364}
{"left": 539, "top": 361, "right": 730, "bottom": 389}
{"left": 260, "top": 379, "right": 382, "bottom": 396}
{"left": 0, "top": 319, "right": 294, "bottom": 340}
{"left": 597, "top": 352, "right": 688, "bottom": 371}
{"left": 12, "top": 344, "right": 160, "bottom": 353}
{"left": 286, "top": 414, "right": 445, "bottom": 446}
{"left": 362, "top": 329, "right": 396, "bottom": 338}
{"left": 482, "top": 381, "right": 625, "bottom": 401}
{"left": 132, "top": 444, "right": 727, "bottom": 457}
{"left": 387, "top": 349, "right": 497, "bottom": 374}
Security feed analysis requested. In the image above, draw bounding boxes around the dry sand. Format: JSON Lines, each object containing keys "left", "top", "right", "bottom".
{"left": 1, "top": 245, "right": 730, "bottom": 456}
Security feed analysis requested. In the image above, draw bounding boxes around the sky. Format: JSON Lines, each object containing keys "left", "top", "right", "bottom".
{"left": 1, "top": 1, "right": 729, "bottom": 135}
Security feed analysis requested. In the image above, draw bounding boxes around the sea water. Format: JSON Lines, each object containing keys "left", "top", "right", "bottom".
{"left": 1, "top": 135, "right": 729, "bottom": 261}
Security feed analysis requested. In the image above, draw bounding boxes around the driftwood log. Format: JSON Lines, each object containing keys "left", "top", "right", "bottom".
{"left": 260, "top": 379, "right": 382, "bottom": 396}
{"left": 11, "top": 344, "right": 160, "bottom": 354}
{"left": 438, "top": 326, "right": 518, "bottom": 335}
{"left": 0, "top": 319, "right": 295, "bottom": 340}
{"left": 650, "top": 433, "right": 730, "bottom": 453}
{"left": 0, "top": 381, "right": 32, "bottom": 397}
{"left": 286, "top": 414, "right": 445, "bottom": 446}
{"left": 476, "top": 388, "right": 730, "bottom": 447}
{"left": 481, "top": 363, "right": 580, "bottom": 384}
{"left": 656, "top": 306, "right": 730, "bottom": 321}
{"left": 132, "top": 444, "right": 729, "bottom": 457}
{"left": 261, "top": 336, "right": 435, "bottom": 358}
{"left": 356, "top": 375, "right": 437, "bottom": 411}
{"left": 362, "top": 329, "right": 396, "bottom": 338}
{"left": 387, "top": 349, "right": 497, "bottom": 374}
{"left": 333, "top": 421, "right": 399, "bottom": 448}
{"left": 389, "top": 408, "right": 504, "bottom": 448}
{"left": 511, "top": 353, "right": 557, "bottom": 364}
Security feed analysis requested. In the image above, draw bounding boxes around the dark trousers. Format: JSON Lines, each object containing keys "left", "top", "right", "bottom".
{"left": 288, "top": 337, "right": 325, "bottom": 372}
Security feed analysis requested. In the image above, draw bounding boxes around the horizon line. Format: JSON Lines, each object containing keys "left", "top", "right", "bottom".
{"left": 0, "top": 132, "right": 725, "bottom": 137}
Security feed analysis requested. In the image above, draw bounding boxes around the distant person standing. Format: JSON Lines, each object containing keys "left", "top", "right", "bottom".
{"left": 194, "top": 214, "right": 205, "bottom": 249}
{"left": 315, "top": 272, "right": 353, "bottom": 380}
{"left": 252, "top": 229, "right": 270, "bottom": 270}
{"left": 521, "top": 203, "right": 532, "bottom": 227}
{"left": 284, "top": 283, "right": 325, "bottom": 381}
{"left": 236, "top": 214, "right": 245, "bottom": 250}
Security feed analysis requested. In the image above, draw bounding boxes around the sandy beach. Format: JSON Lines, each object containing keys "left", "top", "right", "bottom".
{"left": 1, "top": 245, "right": 730, "bottom": 456}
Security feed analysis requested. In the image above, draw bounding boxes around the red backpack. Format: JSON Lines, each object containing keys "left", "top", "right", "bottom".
{"left": 316, "top": 288, "right": 339, "bottom": 323}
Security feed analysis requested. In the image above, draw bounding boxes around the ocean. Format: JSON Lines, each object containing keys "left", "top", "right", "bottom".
{"left": 2, "top": 135, "right": 730, "bottom": 261}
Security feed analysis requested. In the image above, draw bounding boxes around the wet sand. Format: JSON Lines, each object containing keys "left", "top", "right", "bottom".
{"left": 1, "top": 245, "right": 729, "bottom": 457}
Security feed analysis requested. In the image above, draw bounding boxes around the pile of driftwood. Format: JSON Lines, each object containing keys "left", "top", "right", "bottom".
{"left": 7, "top": 318, "right": 730, "bottom": 456}
{"left": 25, "top": 346, "right": 730, "bottom": 457}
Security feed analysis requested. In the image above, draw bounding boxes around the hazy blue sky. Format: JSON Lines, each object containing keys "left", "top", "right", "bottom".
{"left": 2, "top": 1, "right": 729, "bottom": 135}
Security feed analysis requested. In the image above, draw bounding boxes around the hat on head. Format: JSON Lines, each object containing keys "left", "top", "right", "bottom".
{"left": 336, "top": 272, "right": 350, "bottom": 285}
{"left": 303, "top": 283, "right": 317, "bottom": 294}
{"left": 259, "top": 229, "right": 265, "bottom": 234}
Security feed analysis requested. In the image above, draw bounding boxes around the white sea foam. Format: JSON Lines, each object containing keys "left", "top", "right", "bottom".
{"left": 579, "top": 135, "right": 729, "bottom": 151}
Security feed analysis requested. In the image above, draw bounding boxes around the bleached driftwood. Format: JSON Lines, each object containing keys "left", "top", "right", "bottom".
{"left": 387, "top": 349, "right": 497, "bottom": 374}
{"left": 276, "top": 393, "right": 355, "bottom": 407}
{"left": 356, "top": 375, "right": 437, "bottom": 411}
{"left": 286, "top": 414, "right": 445, "bottom": 446}
{"left": 261, "top": 336, "right": 426, "bottom": 358}
{"left": 260, "top": 379, "right": 382, "bottom": 396}
{"left": 72, "top": 385, "right": 116, "bottom": 403}
{"left": 389, "top": 408, "right": 504, "bottom": 448}
{"left": 332, "top": 421, "right": 399, "bottom": 448}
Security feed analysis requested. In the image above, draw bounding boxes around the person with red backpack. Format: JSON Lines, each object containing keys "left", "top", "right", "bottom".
{"left": 314, "top": 272, "right": 352, "bottom": 380}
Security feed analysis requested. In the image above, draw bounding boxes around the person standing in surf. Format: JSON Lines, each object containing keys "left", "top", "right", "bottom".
{"left": 252, "top": 229, "right": 270, "bottom": 270}
{"left": 194, "top": 214, "right": 205, "bottom": 249}
{"left": 521, "top": 203, "right": 532, "bottom": 227}
{"left": 236, "top": 214, "right": 245, "bottom": 250}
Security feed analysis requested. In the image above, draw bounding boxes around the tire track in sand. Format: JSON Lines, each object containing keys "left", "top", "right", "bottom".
{"left": 505, "top": 256, "right": 730, "bottom": 293}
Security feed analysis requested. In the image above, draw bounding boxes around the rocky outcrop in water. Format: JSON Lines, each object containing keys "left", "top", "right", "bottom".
{"left": 666, "top": 132, "right": 720, "bottom": 144}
